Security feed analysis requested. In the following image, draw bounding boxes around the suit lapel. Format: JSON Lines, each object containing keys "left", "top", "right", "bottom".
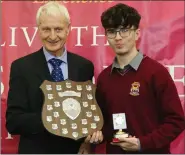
{"left": 33, "top": 48, "right": 52, "bottom": 81}
{"left": 67, "top": 52, "right": 79, "bottom": 81}
{"left": 33, "top": 50, "right": 80, "bottom": 81}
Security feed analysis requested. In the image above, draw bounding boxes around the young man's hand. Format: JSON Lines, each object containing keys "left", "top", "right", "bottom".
{"left": 111, "top": 136, "right": 140, "bottom": 152}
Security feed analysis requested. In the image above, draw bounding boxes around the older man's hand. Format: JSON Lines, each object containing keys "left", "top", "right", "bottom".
{"left": 84, "top": 131, "right": 103, "bottom": 144}
{"left": 78, "top": 142, "right": 91, "bottom": 154}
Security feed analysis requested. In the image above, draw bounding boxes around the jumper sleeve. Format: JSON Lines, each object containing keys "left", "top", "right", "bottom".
{"left": 139, "top": 67, "right": 185, "bottom": 150}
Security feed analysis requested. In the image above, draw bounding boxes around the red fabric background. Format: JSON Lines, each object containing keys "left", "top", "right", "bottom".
{"left": 1, "top": 1, "right": 184, "bottom": 153}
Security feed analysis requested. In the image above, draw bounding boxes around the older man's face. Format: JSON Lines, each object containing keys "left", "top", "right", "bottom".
{"left": 38, "top": 13, "right": 70, "bottom": 56}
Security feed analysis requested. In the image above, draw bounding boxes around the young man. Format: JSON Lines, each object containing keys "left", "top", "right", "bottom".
{"left": 96, "top": 3, "right": 185, "bottom": 154}
{"left": 6, "top": 2, "right": 102, "bottom": 154}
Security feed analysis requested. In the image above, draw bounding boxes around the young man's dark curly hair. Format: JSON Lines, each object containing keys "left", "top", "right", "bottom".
{"left": 101, "top": 3, "right": 141, "bottom": 29}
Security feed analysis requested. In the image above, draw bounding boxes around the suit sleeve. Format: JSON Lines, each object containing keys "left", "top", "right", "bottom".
{"left": 6, "top": 61, "right": 45, "bottom": 136}
{"left": 139, "top": 67, "right": 185, "bottom": 150}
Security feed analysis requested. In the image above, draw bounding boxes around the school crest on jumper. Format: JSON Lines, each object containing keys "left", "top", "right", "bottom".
{"left": 130, "top": 82, "right": 140, "bottom": 96}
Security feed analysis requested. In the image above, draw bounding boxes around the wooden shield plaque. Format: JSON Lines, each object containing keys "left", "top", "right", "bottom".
{"left": 40, "top": 80, "right": 104, "bottom": 140}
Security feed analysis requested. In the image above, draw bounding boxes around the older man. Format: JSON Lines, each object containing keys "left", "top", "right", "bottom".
{"left": 6, "top": 2, "right": 102, "bottom": 154}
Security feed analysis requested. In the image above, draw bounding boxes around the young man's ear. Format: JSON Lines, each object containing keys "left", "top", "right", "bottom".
{"left": 135, "top": 28, "right": 140, "bottom": 41}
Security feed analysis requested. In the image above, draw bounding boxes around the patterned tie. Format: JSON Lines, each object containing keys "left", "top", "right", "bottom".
{"left": 48, "top": 58, "right": 64, "bottom": 82}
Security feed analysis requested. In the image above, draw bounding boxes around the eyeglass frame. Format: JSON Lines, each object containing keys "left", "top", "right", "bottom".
{"left": 105, "top": 27, "right": 137, "bottom": 39}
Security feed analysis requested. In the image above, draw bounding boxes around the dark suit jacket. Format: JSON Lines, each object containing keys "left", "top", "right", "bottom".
{"left": 6, "top": 48, "right": 94, "bottom": 154}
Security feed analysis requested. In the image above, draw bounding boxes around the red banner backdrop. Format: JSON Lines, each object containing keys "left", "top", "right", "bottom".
{"left": 1, "top": 1, "right": 184, "bottom": 154}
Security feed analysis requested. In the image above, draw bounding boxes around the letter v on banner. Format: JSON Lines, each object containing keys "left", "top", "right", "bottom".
{"left": 21, "top": 27, "right": 38, "bottom": 47}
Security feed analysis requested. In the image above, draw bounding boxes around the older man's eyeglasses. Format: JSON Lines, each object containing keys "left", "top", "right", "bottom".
{"left": 106, "top": 28, "right": 136, "bottom": 39}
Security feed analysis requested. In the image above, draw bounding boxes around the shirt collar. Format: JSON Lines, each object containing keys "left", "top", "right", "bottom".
{"left": 43, "top": 47, "right": 68, "bottom": 64}
{"left": 111, "top": 51, "right": 143, "bottom": 74}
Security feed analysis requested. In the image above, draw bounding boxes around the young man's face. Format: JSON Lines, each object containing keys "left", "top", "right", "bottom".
{"left": 106, "top": 26, "right": 140, "bottom": 56}
{"left": 38, "top": 13, "right": 70, "bottom": 55}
